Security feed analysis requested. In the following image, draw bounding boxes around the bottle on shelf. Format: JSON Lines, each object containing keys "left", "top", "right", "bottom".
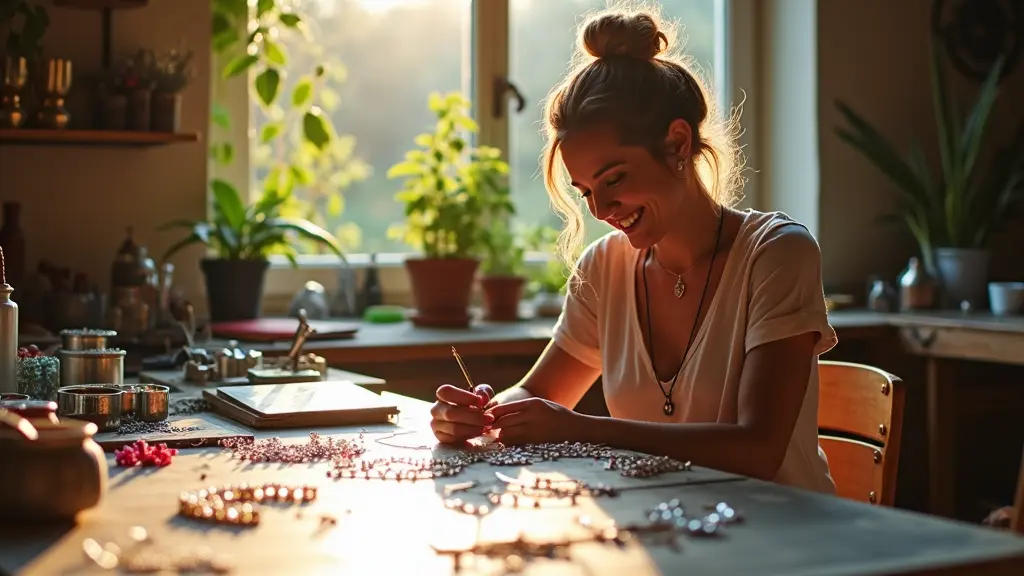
{"left": 360, "top": 254, "right": 383, "bottom": 313}
{"left": 0, "top": 202, "right": 26, "bottom": 289}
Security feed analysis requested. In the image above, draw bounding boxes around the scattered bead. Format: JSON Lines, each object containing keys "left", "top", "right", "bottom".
{"left": 221, "top": 432, "right": 365, "bottom": 464}
{"left": 16, "top": 345, "right": 42, "bottom": 358}
{"left": 168, "top": 398, "right": 211, "bottom": 417}
{"left": 114, "top": 439, "right": 178, "bottom": 467}
{"left": 116, "top": 415, "right": 200, "bottom": 436}
{"left": 177, "top": 483, "right": 318, "bottom": 527}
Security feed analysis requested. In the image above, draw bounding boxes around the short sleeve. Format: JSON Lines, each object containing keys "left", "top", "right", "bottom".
{"left": 552, "top": 243, "right": 603, "bottom": 369}
{"left": 745, "top": 223, "right": 838, "bottom": 356}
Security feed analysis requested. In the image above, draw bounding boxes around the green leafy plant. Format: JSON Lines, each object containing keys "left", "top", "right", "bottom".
{"left": 835, "top": 38, "right": 1024, "bottom": 272}
{"left": 0, "top": 0, "right": 48, "bottom": 60}
{"left": 206, "top": 0, "right": 366, "bottom": 259}
{"left": 521, "top": 225, "right": 568, "bottom": 295}
{"left": 160, "top": 180, "right": 344, "bottom": 263}
{"left": 387, "top": 91, "right": 511, "bottom": 259}
{"left": 481, "top": 220, "right": 526, "bottom": 276}
{"left": 152, "top": 43, "right": 195, "bottom": 94}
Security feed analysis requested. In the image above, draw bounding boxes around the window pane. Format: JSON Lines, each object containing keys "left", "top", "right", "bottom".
{"left": 251, "top": 0, "right": 469, "bottom": 255}
{"left": 509, "top": 0, "right": 722, "bottom": 247}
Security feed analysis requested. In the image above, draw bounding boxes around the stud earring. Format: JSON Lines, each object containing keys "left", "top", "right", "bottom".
{"left": 676, "top": 160, "right": 684, "bottom": 171}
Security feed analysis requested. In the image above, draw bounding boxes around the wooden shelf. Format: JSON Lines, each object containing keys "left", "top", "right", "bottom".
{"left": 0, "top": 129, "right": 201, "bottom": 147}
{"left": 53, "top": 0, "right": 147, "bottom": 9}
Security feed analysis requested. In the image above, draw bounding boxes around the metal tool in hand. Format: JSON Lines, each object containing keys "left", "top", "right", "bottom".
{"left": 286, "top": 309, "right": 317, "bottom": 373}
{"left": 451, "top": 346, "right": 476, "bottom": 391}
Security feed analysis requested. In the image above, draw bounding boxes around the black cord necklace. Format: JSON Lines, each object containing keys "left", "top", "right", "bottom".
{"left": 642, "top": 208, "right": 725, "bottom": 417}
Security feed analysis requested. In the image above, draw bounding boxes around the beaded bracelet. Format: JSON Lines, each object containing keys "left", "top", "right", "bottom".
{"left": 178, "top": 483, "right": 318, "bottom": 527}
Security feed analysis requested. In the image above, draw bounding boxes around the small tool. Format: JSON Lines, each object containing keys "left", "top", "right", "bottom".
{"left": 451, "top": 346, "right": 475, "bottom": 391}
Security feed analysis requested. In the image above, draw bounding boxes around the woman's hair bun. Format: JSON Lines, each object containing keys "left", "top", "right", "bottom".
{"left": 580, "top": 11, "right": 668, "bottom": 60}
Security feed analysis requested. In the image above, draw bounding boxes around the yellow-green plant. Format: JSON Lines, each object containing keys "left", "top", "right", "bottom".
{"left": 387, "top": 92, "right": 511, "bottom": 259}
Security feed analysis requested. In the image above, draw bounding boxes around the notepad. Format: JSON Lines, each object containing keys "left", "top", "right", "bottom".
{"left": 204, "top": 380, "right": 399, "bottom": 429}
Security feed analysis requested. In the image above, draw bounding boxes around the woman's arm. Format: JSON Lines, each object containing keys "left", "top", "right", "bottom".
{"left": 570, "top": 332, "right": 817, "bottom": 481}
{"left": 495, "top": 340, "right": 602, "bottom": 409}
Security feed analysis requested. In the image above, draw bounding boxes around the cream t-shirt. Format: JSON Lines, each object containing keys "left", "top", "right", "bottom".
{"left": 553, "top": 209, "right": 838, "bottom": 495}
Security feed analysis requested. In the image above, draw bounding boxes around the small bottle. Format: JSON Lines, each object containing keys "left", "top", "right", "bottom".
{"left": 0, "top": 247, "right": 19, "bottom": 394}
{"left": 898, "top": 257, "right": 936, "bottom": 311}
{"left": 867, "top": 278, "right": 896, "bottom": 312}
{"left": 361, "top": 253, "right": 383, "bottom": 311}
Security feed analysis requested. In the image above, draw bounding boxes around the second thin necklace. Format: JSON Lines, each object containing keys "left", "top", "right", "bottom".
{"left": 642, "top": 209, "right": 725, "bottom": 417}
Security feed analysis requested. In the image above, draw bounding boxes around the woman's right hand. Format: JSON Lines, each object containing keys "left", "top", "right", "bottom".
{"left": 430, "top": 384, "right": 496, "bottom": 444}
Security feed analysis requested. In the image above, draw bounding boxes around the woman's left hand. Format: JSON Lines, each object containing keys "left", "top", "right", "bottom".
{"left": 487, "top": 397, "right": 584, "bottom": 445}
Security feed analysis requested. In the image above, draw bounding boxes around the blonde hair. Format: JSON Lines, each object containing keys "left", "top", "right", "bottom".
{"left": 542, "top": 2, "right": 744, "bottom": 276}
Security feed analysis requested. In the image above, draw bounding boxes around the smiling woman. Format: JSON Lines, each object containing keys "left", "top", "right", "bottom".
{"left": 429, "top": 3, "right": 839, "bottom": 497}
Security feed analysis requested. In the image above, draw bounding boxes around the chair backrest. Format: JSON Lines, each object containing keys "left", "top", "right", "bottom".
{"left": 818, "top": 360, "right": 905, "bottom": 506}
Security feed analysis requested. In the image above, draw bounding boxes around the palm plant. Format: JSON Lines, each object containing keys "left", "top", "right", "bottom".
{"left": 834, "top": 38, "right": 1024, "bottom": 274}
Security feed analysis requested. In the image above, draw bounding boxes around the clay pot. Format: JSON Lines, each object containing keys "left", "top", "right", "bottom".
{"left": 404, "top": 258, "right": 479, "bottom": 327}
{"left": 0, "top": 415, "right": 107, "bottom": 520}
{"left": 481, "top": 275, "right": 525, "bottom": 322}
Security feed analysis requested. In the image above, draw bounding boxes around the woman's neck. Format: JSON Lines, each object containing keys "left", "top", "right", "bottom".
{"left": 653, "top": 194, "right": 725, "bottom": 273}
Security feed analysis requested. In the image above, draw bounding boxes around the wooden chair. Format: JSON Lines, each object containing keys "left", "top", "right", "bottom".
{"left": 818, "top": 360, "right": 906, "bottom": 506}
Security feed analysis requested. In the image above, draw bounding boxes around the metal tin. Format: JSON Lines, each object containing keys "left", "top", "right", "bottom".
{"left": 0, "top": 281, "right": 18, "bottom": 394}
{"left": 100, "top": 384, "right": 139, "bottom": 415}
{"left": 56, "top": 385, "right": 122, "bottom": 432}
{"left": 57, "top": 348, "right": 125, "bottom": 388}
{"left": 136, "top": 384, "right": 169, "bottom": 422}
{"left": 0, "top": 393, "right": 29, "bottom": 403}
{"left": 59, "top": 328, "right": 117, "bottom": 351}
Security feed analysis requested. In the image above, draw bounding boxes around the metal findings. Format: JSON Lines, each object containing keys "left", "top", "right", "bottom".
{"left": 644, "top": 499, "right": 744, "bottom": 537}
{"left": 178, "top": 483, "right": 318, "bottom": 527}
{"left": 220, "top": 432, "right": 366, "bottom": 464}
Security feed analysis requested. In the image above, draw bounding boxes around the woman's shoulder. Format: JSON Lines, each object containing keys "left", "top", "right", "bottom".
{"left": 577, "top": 229, "right": 634, "bottom": 270}
{"left": 739, "top": 209, "right": 821, "bottom": 258}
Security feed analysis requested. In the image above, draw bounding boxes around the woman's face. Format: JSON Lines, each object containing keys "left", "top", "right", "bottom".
{"left": 560, "top": 122, "right": 692, "bottom": 250}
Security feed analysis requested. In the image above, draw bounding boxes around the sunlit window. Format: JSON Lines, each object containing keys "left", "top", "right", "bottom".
{"left": 248, "top": 0, "right": 724, "bottom": 257}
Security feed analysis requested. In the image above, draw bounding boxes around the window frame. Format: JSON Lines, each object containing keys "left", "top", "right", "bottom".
{"left": 242, "top": 0, "right": 756, "bottom": 311}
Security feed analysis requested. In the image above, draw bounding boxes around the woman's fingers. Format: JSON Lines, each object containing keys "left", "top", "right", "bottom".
{"left": 436, "top": 384, "right": 481, "bottom": 407}
{"left": 431, "top": 402, "right": 494, "bottom": 427}
{"left": 492, "top": 410, "right": 529, "bottom": 429}
{"left": 431, "top": 418, "right": 485, "bottom": 441}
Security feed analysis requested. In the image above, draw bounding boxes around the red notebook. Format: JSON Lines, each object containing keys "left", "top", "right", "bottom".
{"left": 210, "top": 318, "right": 360, "bottom": 342}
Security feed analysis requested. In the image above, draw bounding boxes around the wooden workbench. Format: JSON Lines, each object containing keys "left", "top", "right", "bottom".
{"left": 2, "top": 393, "right": 1024, "bottom": 576}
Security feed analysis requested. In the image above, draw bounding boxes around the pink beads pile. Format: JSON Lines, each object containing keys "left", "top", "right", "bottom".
{"left": 114, "top": 439, "right": 178, "bottom": 467}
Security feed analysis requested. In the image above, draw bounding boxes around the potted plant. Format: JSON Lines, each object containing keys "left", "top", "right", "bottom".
{"left": 835, "top": 37, "right": 1024, "bottom": 308}
{"left": 160, "top": 181, "right": 346, "bottom": 322}
{"left": 521, "top": 225, "right": 568, "bottom": 317}
{"left": 150, "top": 43, "right": 193, "bottom": 132}
{"left": 388, "top": 91, "right": 510, "bottom": 327}
{"left": 0, "top": 0, "right": 48, "bottom": 129}
{"left": 479, "top": 220, "right": 527, "bottom": 322}
{"left": 120, "top": 48, "right": 155, "bottom": 131}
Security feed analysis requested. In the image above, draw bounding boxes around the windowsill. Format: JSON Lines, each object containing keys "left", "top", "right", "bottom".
{"left": 262, "top": 251, "right": 560, "bottom": 315}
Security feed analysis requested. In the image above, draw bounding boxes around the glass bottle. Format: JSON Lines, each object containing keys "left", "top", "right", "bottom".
{"left": 0, "top": 202, "right": 26, "bottom": 288}
{"left": 898, "top": 256, "right": 936, "bottom": 311}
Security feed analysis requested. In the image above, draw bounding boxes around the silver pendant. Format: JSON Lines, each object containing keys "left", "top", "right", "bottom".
{"left": 663, "top": 400, "right": 675, "bottom": 416}
{"left": 673, "top": 277, "right": 685, "bottom": 299}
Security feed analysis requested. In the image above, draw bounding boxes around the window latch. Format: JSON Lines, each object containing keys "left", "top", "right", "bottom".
{"left": 492, "top": 77, "right": 526, "bottom": 119}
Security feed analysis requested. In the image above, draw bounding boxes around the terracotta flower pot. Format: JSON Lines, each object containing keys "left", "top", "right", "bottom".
{"left": 404, "top": 257, "right": 479, "bottom": 327}
{"left": 481, "top": 275, "right": 525, "bottom": 322}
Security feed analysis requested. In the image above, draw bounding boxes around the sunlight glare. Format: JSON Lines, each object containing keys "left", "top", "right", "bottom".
{"left": 356, "top": 0, "right": 431, "bottom": 14}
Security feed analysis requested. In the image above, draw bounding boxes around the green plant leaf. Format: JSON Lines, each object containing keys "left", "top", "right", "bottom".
{"left": 291, "top": 77, "right": 313, "bottom": 107}
{"left": 264, "top": 40, "right": 288, "bottom": 66}
{"left": 210, "top": 179, "right": 247, "bottom": 232}
{"left": 256, "top": 0, "right": 274, "bottom": 17}
{"left": 254, "top": 68, "right": 281, "bottom": 107}
{"left": 260, "top": 122, "right": 282, "bottom": 143}
{"left": 302, "top": 108, "right": 331, "bottom": 150}
{"left": 327, "top": 192, "right": 344, "bottom": 216}
{"left": 279, "top": 13, "right": 301, "bottom": 27}
{"left": 266, "top": 217, "right": 346, "bottom": 261}
{"left": 223, "top": 54, "right": 258, "bottom": 79}
{"left": 211, "top": 103, "right": 231, "bottom": 129}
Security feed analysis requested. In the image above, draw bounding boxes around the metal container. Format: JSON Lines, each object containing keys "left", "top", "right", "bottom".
{"left": 136, "top": 384, "right": 169, "bottom": 422}
{"left": 59, "top": 328, "right": 117, "bottom": 351}
{"left": 58, "top": 349, "right": 125, "bottom": 388}
{"left": 100, "top": 384, "right": 139, "bottom": 416}
{"left": 0, "top": 280, "right": 18, "bottom": 395}
{"left": 0, "top": 393, "right": 29, "bottom": 403}
{"left": 56, "top": 385, "right": 122, "bottom": 432}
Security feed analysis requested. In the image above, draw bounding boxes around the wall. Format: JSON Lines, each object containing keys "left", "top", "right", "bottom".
{"left": 0, "top": 0, "right": 210, "bottom": 313}
{"left": 814, "top": 0, "right": 1024, "bottom": 292}
{"left": 3, "top": 0, "right": 1023, "bottom": 317}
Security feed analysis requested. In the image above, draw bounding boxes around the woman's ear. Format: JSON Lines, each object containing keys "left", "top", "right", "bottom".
{"left": 664, "top": 119, "right": 693, "bottom": 164}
